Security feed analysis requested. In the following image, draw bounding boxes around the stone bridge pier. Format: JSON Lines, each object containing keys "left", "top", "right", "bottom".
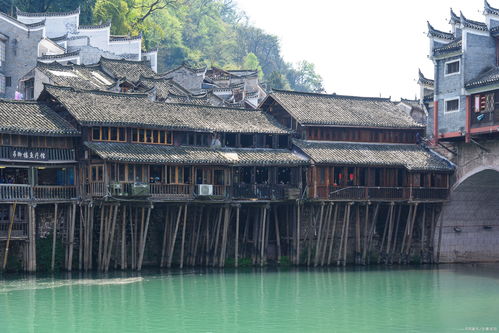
{"left": 437, "top": 140, "right": 499, "bottom": 263}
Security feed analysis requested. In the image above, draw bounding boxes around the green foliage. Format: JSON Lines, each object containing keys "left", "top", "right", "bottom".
{"left": 0, "top": 0, "right": 324, "bottom": 92}
{"left": 36, "top": 234, "right": 64, "bottom": 272}
{"left": 243, "top": 52, "right": 263, "bottom": 80}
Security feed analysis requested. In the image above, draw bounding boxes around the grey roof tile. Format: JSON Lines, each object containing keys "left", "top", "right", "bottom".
{"left": 85, "top": 141, "right": 307, "bottom": 166}
{"left": 293, "top": 139, "right": 454, "bottom": 172}
{"left": 0, "top": 99, "right": 79, "bottom": 136}
{"left": 266, "top": 90, "right": 423, "bottom": 129}
{"left": 99, "top": 57, "right": 154, "bottom": 82}
{"left": 465, "top": 66, "right": 499, "bottom": 88}
{"left": 37, "top": 62, "right": 115, "bottom": 90}
{"left": 44, "top": 86, "right": 290, "bottom": 134}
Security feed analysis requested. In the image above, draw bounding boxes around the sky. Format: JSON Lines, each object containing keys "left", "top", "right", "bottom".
{"left": 234, "top": 0, "right": 488, "bottom": 100}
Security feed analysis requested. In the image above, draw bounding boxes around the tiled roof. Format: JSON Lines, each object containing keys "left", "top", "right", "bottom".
{"left": 79, "top": 22, "right": 111, "bottom": 30}
{"left": 25, "top": 20, "right": 45, "bottom": 28}
{"left": 427, "top": 22, "right": 454, "bottom": 40}
{"left": 16, "top": 6, "right": 80, "bottom": 17}
{"left": 85, "top": 141, "right": 307, "bottom": 166}
{"left": 37, "top": 62, "right": 115, "bottom": 90}
{"left": 138, "top": 76, "right": 190, "bottom": 100}
{"left": 50, "top": 34, "right": 68, "bottom": 42}
{"left": 0, "top": 99, "right": 79, "bottom": 136}
{"left": 450, "top": 8, "right": 460, "bottom": 24}
{"left": 460, "top": 12, "right": 488, "bottom": 31}
{"left": 485, "top": 0, "right": 499, "bottom": 15}
{"left": 109, "top": 34, "right": 142, "bottom": 42}
{"left": 418, "top": 69, "right": 434, "bottom": 87}
{"left": 433, "top": 38, "right": 462, "bottom": 56}
{"left": 44, "top": 86, "right": 290, "bottom": 134}
{"left": 465, "top": 66, "right": 499, "bottom": 88}
{"left": 265, "top": 90, "right": 423, "bottom": 129}
{"left": 293, "top": 140, "right": 454, "bottom": 172}
{"left": 39, "top": 50, "right": 80, "bottom": 60}
{"left": 99, "top": 57, "right": 155, "bottom": 82}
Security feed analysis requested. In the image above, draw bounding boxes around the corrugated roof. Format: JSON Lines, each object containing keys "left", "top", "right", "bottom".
{"left": 85, "top": 141, "right": 307, "bottom": 166}
{"left": 293, "top": 140, "right": 454, "bottom": 172}
{"left": 266, "top": 90, "right": 423, "bottom": 129}
{"left": 44, "top": 86, "right": 290, "bottom": 134}
{"left": 0, "top": 99, "right": 79, "bottom": 136}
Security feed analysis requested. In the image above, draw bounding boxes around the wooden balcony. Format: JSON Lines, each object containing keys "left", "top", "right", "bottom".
{"left": 150, "top": 184, "right": 192, "bottom": 199}
{"left": 316, "top": 186, "right": 449, "bottom": 202}
{"left": 0, "top": 184, "right": 77, "bottom": 202}
{"left": 0, "top": 221, "right": 28, "bottom": 240}
{"left": 232, "top": 184, "right": 297, "bottom": 200}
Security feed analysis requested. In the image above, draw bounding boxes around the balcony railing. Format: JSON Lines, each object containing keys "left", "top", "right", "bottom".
{"left": 233, "top": 184, "right": 296, "bottom": 200}
{"left": 0, "top": 221, "right": 28, "bottom": 240}
{"left": 150, "top": 184, "right": 192, "bottom": 198}
{"left": 0, "top": 184, "right": 77, "bottom": 201}
{"left": 320, "top": 186, "right": 448, "bottom": 201}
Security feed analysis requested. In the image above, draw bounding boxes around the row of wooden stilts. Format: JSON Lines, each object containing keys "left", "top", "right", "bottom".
{"left": 2, "top": 200, "right": 444, "bottom": 272}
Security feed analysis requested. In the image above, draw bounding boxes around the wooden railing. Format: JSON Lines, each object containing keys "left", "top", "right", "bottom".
{"left": 150, "top": 184, "right": 192, "bottom": 198}
{"left": 232, "top": 184, "right": 292, "bottom": 200}
{"left": 33, "top": 186, "right": 77, "bottom": 200}
{"left": 0, "top": 221, "right": 28, "bottom": 240}
{"left": 323, "top": 186, "right": 448, "bottom": 201}
{"left": 0, "top": 184, "right": 77, "bottom": 201}
{"left": 0, "top": 184, "right": 32, "bottom": 201}
{"left": 85, "top": 182, "right": 106, "bottom": 197}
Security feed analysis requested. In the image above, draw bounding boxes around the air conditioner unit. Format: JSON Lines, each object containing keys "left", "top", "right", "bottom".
{"left": 198, "top": 184, "right": 213, "bottom": 196}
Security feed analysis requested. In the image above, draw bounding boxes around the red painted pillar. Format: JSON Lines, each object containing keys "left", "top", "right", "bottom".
{"left": 433, "top": 101, "right": 439, "bottom": 144}
{"left": 465, "top": 95, "right": 471, "bottom": 143}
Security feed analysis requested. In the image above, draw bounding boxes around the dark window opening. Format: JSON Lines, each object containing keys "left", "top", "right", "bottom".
{"left": 214, "top": 170, "right": 225, "bottom": 185}
{"left": 277, "top": 135, "right": 288, "bottom": 149}
{"left": 240, "top": 167, "right": 252, "bottom": 184}
{"left": 0, "top": 168, "right": 29, "bottom": 184}
{"left": 277, "top": 167, "right": 291, "bottom": 185}
{"left": 225, "top": 133, "right": 237, "bottom": 147}
{"left": 333, "top": 168, "right": 343, "bottom": 186}
{"left": 397, "top": 170, "right": 405, "bottom": 187}
{"left": 255, "top": 167, "right": 269, "bottom": 184}
{"left": 374, "top": 169, "right": 381, "bottom": 187}
{"left": 358, "top": 168, "right": 366, "bottom": 186}
{"left": 101, "top": 127, "right": 109, "bottom": 141}
{"left": 183, "top": 167, "right": 191, "bottom": 184}
{"left": 240, "top": 134, "right": 253, "bottom": 148}
{"left": 445, "top": 60, "right": 460, "bottom": 75}
{"left": 92, "top": 128, "right": 100, "bottom": 140}
{"left": 149, "top": 165, "right": 163, "bottom": 183}
{"left": 347, "top": 167, "right": 355, "bottom": 186}
{"left": 6, "top": 76, "right": 11, "bottom": 87}
{"left": 445, "top": 99, "right": 459, "bottom": 112}
{"left": 265, "top": 134, "right": 273, "bottom": 148}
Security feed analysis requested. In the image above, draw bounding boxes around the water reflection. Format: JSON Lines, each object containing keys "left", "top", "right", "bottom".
{"left": 0, "top": 266, "right": 498, "bottom": 332}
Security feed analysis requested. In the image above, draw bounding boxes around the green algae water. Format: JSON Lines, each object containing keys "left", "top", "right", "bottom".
{"left": 1, "top": 265, "right": 499, "bottom": 332}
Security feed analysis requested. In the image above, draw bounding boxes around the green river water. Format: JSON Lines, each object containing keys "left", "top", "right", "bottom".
{"left": 1, "top": 264, "right": 499, "bottom": 332}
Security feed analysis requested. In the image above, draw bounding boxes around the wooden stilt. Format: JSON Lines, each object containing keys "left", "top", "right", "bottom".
{"left": 121, "top": 207, "right": 126, "bottom": 270}
{"left": 436, "top": 206, "right": 444, "bottom": 263}
{"left": 235, "top": 205, "right": 240, "bottom": 268}
{"left": 137, "top": 206, "right": 152, "bottom": 271}
{"left": 3, "top": 203, "right": 17, "bottom": 271}
{"left": 273, "top": 206, "right": 282, "bottom": 265}
{"left": 378, "top": 204, "right": 390, "bottom": 264}
{"left": 167, "top": 205, "right": 183, "bottom": 268}
{"left": 67, "top": 203, "right": 76, "bottom": 271}
{"left": 219, "top": 206, "right": 230, "bottom": 268}
{"left": 355, "top": 204, "right": 361, "bottom": 265}
{"left": 212, "top": 206, "right": 223, "bottom": 267}
{"left": 296, "top": 202, "right": 301, "bottom": 265}
{"left": 420, "top": 205, "right": 426, "bottom": 262}
{"left": 342, "top": 203, "right": 352, "bottom": 267}
{"left": 361, "top": 203, "right": 370, "bottom": 265}
{"left": 384, "top": 203, "right": 395, "bottom": 264}
{"left": 365, "top": 203, "right": 380, "bottom": 265}
{"left": 429, "top": 205, "right": 437, "bottom": 263}
{"left": 50, "top": 203, "right": 58, "bottom": 271}
{"left": 179, "top": 204, "right": 188, "bottom": 269}
{"left": 336, "top": 204, "right": 347, "bottom": 266}
{"left": 191, "top": 207, "right": 203, "bottom": 266}
{"left": 404, "top": 203, "right": 419, "bottom": 263}
{"left": 98, "top": 205, "right": 105, "bottom": 269}
{"left": 313, "top": 202, "right": 325, "bottom": 267}
{"left": 78, "top": 205, "right": 83, "bottom": 271}
{"left": 320, "top": 203, "right": 333, "bottom": 266}
{"left": 160, "top": 208, "right": 169, "bottom": 268}
{"left": 327, "top": 203, "right": 339, "bottom": 266}
{"left": 260, "top": 205, "right": 268, "bottom": 267}
{"left": 389, "top": 205, "right": 402, "bottom": 264}
{"left": 28, "top": 204, "right": 36, "bottom": 272}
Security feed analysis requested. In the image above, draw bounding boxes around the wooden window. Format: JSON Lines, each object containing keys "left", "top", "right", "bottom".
{"left": 92, "top": 127, "right": 126, "bottom": 142}
{"left": 131, "top": 128, "right": 172, "bottom": 145}
{"left": 90, "top": 165, "right": 104, "bottom": 182}
{"left": 166, "top": 166, "right": 191, "bottom": 184}
{"left": 445, "top": 99, "right": 459, "bottom": 113}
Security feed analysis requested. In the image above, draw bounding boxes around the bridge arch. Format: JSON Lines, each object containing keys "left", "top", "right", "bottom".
{"left": 438, "top": 167, "right": 499, "bottom": 262}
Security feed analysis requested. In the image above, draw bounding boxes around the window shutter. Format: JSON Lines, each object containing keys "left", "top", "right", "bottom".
{"left": 0, "top": 75, "right": 5, "bottom": 94}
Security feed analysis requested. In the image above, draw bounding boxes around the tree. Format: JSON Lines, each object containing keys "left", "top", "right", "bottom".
{"left": 266, "top": 71, "right": 290, "bottom": 90}
{"left": 0, "top": 0, "right": 95, "bottom": 23}
{"left": 243, "top": 52, "right": 263, "bottom": 80}
{"left": 287, "top": 61, "right": 325, "bottom": 93}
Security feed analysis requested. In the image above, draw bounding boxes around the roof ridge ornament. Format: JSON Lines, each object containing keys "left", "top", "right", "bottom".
{"left": 450, "top": 8, "right": 460, "bottom": 24}
{"left": 16, "top": 6, "right": 80, "bottom": 18}
{"left": 460, "top": 11, "right": 489, "bottom": 31}
{"left": 427, "top": 21, "right": 454, "bottom": 40}
{"left": 484, "top": 0, "right": 499, "bottom": 16}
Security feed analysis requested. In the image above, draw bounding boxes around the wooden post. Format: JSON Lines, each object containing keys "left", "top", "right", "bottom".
{"left": 378, "top": 204, "right": 390, "bottom": 264}
{"left": 436, "top": 206, "right": 444, "bottom": 263}
{"left": 313, "top": 202, "right": 325, "bottom": 267}
{"left": 385, "top": 203, "right": 395, "bottom": 264}
{"left": 50, "top": 203, "right": 58, "bottom": 271}
{"left": 212, "top": 206, "right": 223, "bottom": 267}
{"left": 179, "top": 204, "right": 188, "bottom": 269}
{"left": 273, "top": 206, "right": 282, "bottom": 265}
{"left": 167, "top": 205, "right": 183, "bottom": 268}
{"left": 137, "top": 206, "right": 152, "bottom": 271}
{"left": 327, "top": 203, "right": 338, "bottom": 266}
{"left": 355, "top": 204, "right": 361, "bottom": 265}
{"left": 121, "top": 206, "right": 126, "bottom": 270}
{"left": 219, "top": 205, "right": 230, "bottom": 268}
{"left": 260, "top": 205, "right": 268, "bottom": 267}
{"left": 404, "top": 203, "right": 419, "bottom": 263}
{"left": 336, "top": 203, "right": 347, "bottom": 266}
{"left": 296, "top": 202, "right": 301, "bottom": 265}
{"left": 235, "top": 205, "right": 240, "bottom": 268}
{"left": 420, "top": 205, "right": 426, "bottom": 262}
{"left": 67, "top": 203, "right": 76, "bottom": 271}
{"left": 320, "top": 203, "right": 333, "bottom": 266}
{"left": 361, "top": 203, "right": 370, "bottom": 265}
{"left": 98, "top": 205, "right": 105, "bottom": 269}
{"left": 365, "top": 203, "right": 380, "bottom": 265}
{"left": 342, "top": 203, "right": 352, "bottom": 267}
{"left": 2, "top": 203, "right": 17, "bottom": 270}
{"left": 28, "top": 204, "right": 36, "bottom": 272}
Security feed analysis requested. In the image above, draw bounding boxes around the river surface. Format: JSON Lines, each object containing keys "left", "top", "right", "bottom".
{"left": 1, "top": 264, "right": 499, "bottom": 332}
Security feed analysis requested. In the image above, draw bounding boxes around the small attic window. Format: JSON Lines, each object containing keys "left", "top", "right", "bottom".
{"left": 445, "top": 60, "right": 460, "bottom": 75}
{"left": 445, "top": 98, "right": 459, "bottom": 113}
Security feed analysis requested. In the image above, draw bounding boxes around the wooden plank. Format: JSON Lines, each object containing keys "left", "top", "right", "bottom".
{"left": 167, "top": 205, "right": 183, "bottom": 268}
{"left": 137, "top": 206, "right": 152, "bottom": 271}
{"left": 51, "top": 203, "right": 58, "bottom": 271}
{"left": 235, "top": 205, "right": 240, "bottom": 268}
